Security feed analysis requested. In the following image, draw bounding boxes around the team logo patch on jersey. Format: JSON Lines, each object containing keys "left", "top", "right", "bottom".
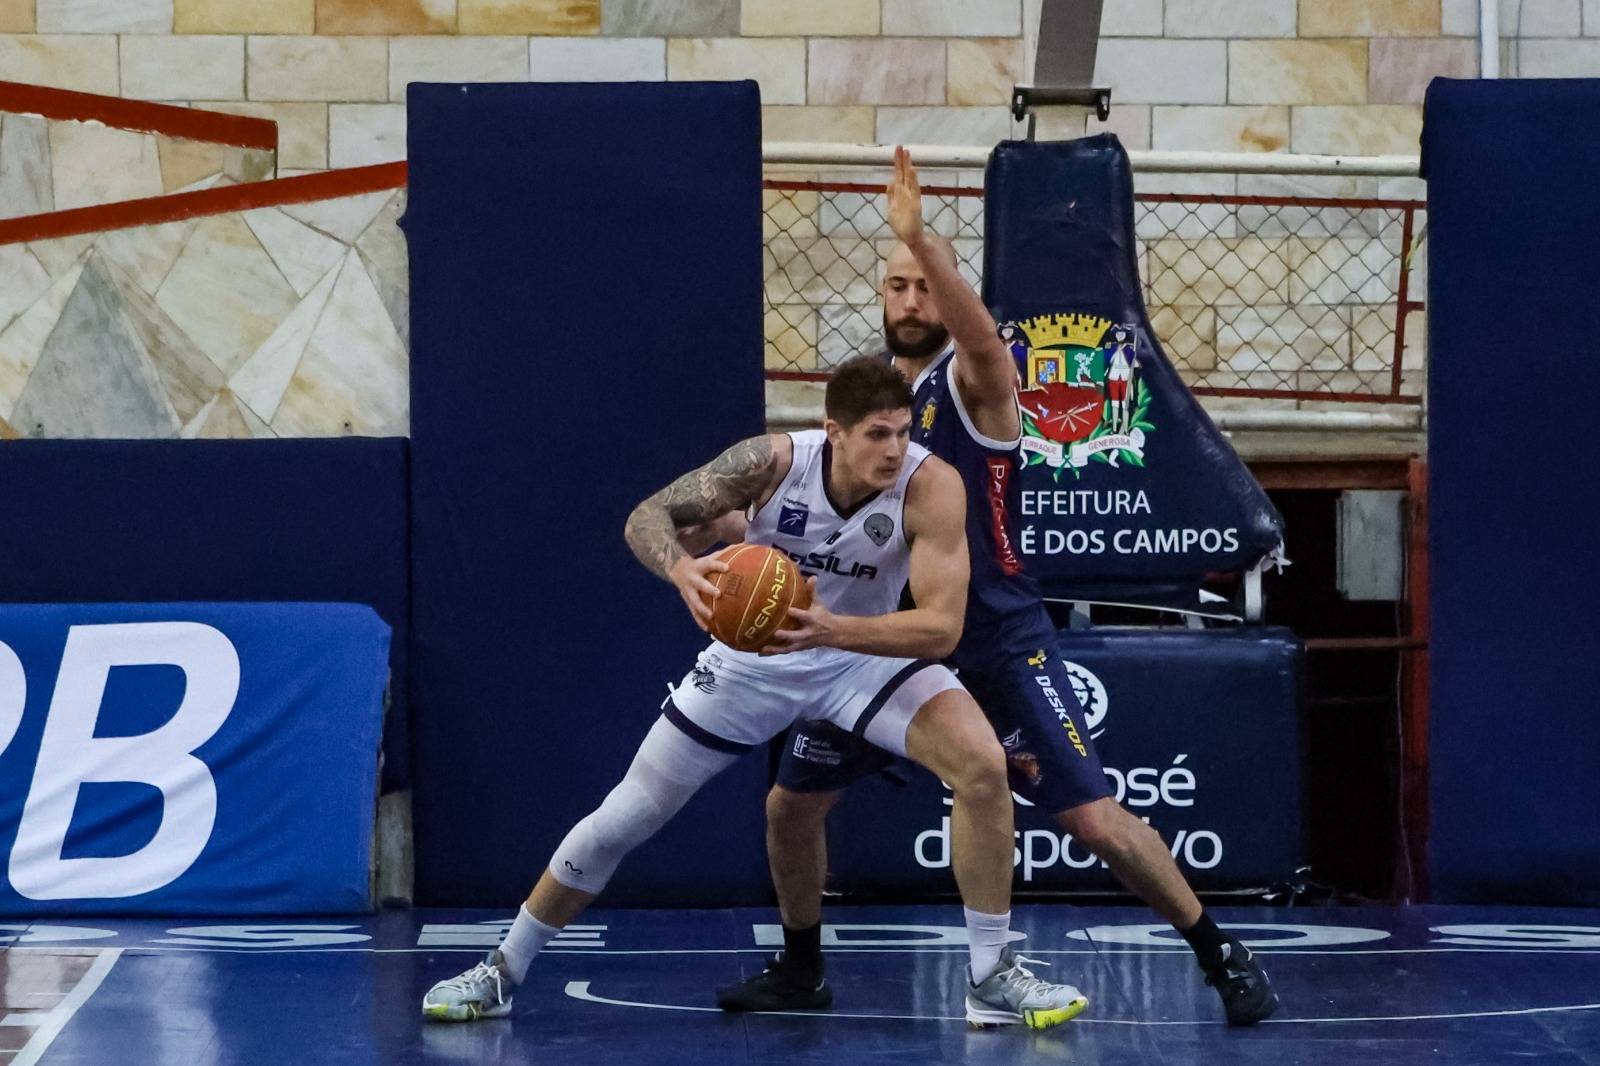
{"left": 690, "top": 663, "right": 718, "bottom": 694}
{"left": 863, "top": 513, "right": 895, "bottom": 547}
{"left": 777, "top": 505, "right": 809, "bottom": 536}
{"left": 919, "top": 400, "right": 938, "bottom": 432}
{"left": 997, "top": 314, "right": 1156, "bottom": 480}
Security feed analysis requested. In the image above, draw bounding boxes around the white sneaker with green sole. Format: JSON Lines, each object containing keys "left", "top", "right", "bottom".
{"left": 965, "top": 946, "right": 1089, "bottom": 1030}
{"left": 422, "top": 951, "right": 514, "bottom": 1022}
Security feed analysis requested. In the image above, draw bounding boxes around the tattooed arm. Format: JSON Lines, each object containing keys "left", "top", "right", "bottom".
{"left": 625, "top": 433, "right": 787, "bottom": 578}
{"left": 675, "top": 511, "right": 750, "bottom": 557}
{"left": 625, "top": 434, "right": 792, "bottom": 630}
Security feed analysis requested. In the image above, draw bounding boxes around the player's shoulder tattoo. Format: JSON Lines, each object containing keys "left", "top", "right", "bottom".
{"left": 624, "top": 435, "right": 778, "bottom": 581}
{"left": 661, "top": 435, "right": 777, "bottom": 528}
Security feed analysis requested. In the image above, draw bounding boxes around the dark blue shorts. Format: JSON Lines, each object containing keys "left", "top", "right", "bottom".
{"left": 778, "top": 719, "right": 909, "bottom": 791}
{"left": 776, "top": 637, "right": 1113, "bottom": 814}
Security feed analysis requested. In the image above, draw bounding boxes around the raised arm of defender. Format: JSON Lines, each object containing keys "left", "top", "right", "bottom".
{"left": 625, "top": 433, "right": 792, "bottom": 631}
{"left": 886, "top": 146, "right": 1021, "bottom": 420}
{"left": 763, "top": 457, "right": 969, "bottom": 660}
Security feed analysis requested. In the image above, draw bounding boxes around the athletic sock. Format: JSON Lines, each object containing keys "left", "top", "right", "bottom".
{"left": 780, "top": 922, "right": 824, "bottom": 976}
{"left": 1178, "top": 910, "right": 1229, "bottom": 970}
{"left": 965, "top": 907, "right": 1012, "bottom": 984}
{"left": 497, "top": 904, "right": 561, "bottom": 984}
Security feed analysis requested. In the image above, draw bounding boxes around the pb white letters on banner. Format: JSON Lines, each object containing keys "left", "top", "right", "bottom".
{"left": 10, "top": 623, "right": 240, "bottom": 900}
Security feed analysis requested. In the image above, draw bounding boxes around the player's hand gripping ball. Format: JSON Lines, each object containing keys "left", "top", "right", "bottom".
{"left": 703, "top": 545, "right": 813, "bottom": 652}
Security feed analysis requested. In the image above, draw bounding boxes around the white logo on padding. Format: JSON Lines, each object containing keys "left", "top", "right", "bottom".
{"left": 1060, "top": 660, "right": 1108, "bottom": 738}
{"left": 0, "top": 643, "right": 25, "bottom": 764}
{"left": 8, "top": 622, "right": 240, "bottom": 901}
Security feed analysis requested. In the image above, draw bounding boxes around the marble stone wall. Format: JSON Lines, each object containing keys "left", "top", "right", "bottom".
{"left": 0, "top": 0, "right": 1592, "bottom": 170}
{"left": 0, "top": 184, "right": 408, "bottom": 439}
{"left": 7, "top": 1, "right": 1580, "bottom": 435}
{"left": 0, "top": 107, "right": 277, "bottom": 219}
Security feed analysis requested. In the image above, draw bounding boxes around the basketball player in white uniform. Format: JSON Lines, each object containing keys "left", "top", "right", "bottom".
{"left": 423, "top": 356, "right": 1088, "bottom": 1029}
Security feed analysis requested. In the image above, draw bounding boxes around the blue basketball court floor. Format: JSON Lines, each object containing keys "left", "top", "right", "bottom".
{"left": 5, "top": 904, "right": 1598, "bottom": 1064}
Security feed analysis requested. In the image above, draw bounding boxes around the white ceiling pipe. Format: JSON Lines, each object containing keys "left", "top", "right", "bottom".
{"left": 1481, "top": 0, "right": 1501, "bottom": 79}
{"left": 763, "top": 142, "right": 1421, "bottom": 178}
{"left": 1130, "top": 150, "right": 1418, "bottom": 177}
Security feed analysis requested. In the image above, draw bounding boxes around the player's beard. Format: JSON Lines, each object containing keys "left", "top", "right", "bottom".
{"left": 883, "top": 310, "right": 951, "bottom": 360}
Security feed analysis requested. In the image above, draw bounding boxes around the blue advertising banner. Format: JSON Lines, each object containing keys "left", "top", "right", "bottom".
{"left": 0, "top": 603, "right": 389, "bottom": 915}
{"left": 0, "top": 439, "right": 412, "bottom": 793}
{"left": 824, "top": 628, "right": 1302, "bottom": 896}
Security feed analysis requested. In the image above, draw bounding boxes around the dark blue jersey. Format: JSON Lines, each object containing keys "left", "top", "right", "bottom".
{"left": 909, "top": 347, "right": 1051, "bottom": 665}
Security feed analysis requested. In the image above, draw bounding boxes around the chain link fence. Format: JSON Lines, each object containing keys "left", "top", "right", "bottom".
{"left": 763, "top": 178, "right": 1425, "bottom": 406}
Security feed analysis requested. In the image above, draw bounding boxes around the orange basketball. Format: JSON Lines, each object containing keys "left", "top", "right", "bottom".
{"left": 705, "top": 544, "right": 812, "bottom": 652}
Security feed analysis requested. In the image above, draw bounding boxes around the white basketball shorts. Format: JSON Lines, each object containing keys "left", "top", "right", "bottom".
{"left": 663, "top": 643, "right": 963, "bottom": 760}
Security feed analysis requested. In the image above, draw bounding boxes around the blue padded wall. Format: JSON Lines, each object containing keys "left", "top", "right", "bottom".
{"left": 0, "top": 438, "right": 411, "bottom": 790}
{"left": 823, "top": 628, "right": 1303, "bottom": 896}
{"left": 1423, "top": 78, "right": 1600, "bottom": 904}
{"left": 404, "top": 82, "right": 769, "bottom": 906}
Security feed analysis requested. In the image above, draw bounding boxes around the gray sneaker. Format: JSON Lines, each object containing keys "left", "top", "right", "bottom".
{"left": 422, "top": 951, "right": 515, "bottom": 1022}
{"left": 966, "top": 946, "right": 1089, "bottom": 1030}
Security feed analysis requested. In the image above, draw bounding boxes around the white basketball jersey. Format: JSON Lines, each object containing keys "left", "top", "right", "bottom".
{"left": 745, "top": 430, "right": 929, "bottom": 620}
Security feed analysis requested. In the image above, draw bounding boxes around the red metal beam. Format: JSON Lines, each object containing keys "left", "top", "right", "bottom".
{"left": 1188, "top": 386, "right": 1424, "bottom": 405}
{"left": 1390, "top": 205, "right": 1419, "bottom": 398}
{"left": 1303, "top": 636, "right": 1428, "bottom": 651}
{"left": 0, "top": 80, "right": 276, "bottom": 150}
{"left": 770, "top": 373, "right": 1426, "bottom": 406}
{"left": 1400, "top": 456, "right": 1432, "bottom": 901}
{"left": 0, "top": 163, "right": 408, "bottom": 247}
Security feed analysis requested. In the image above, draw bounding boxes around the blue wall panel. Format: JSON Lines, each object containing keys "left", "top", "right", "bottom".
{"left": 0, "top": 439, "right": 411, "bottom": 791}
{"left": 405, "top": 82, "right": 769, "bottom": 906}
{"left": 1423, "top": 79, "right": 1600, "bottom": 904}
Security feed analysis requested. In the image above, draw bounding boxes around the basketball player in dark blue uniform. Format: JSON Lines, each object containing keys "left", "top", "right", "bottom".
{"left": 718, "top": 147, "right": 1278, "bottom": 1026}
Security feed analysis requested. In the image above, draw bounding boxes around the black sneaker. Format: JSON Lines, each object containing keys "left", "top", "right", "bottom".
{"left": 1203, "top": 937, "right": 1279, "bottom": 1026}
{"left": 716, "top": 953, "right": 832, "bottom": 1012}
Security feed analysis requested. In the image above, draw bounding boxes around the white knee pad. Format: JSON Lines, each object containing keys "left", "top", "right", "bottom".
{"left": 548, "top": 715, "right": 737, "bottom": 895}
{"left": 548, "top": 777, "right": 668, "bottom": 894}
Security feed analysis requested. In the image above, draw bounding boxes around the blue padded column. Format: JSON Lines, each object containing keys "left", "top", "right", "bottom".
{"left": 404, "top": 83, "right": 769, "bottom": 906}
{"left": 1423, "top": 79, "right": 1600, "bottom": 905}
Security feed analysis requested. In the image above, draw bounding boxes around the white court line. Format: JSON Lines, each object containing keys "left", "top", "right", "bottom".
{"left": 12, "top": 948, "right": 121, "bottom": 1066}
{"left": 564, "top": 981, "right": 1600, "bottom": 1027}
{"left": 47, "top": 944, "right": 1600, "bottom": 957}
{"left": 565, "top": 981, "right": 957, "bottom": 1023}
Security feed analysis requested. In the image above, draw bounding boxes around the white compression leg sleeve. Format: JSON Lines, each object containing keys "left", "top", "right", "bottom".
{"left": 547, "top": 714, "right": 738, "bottom": 896}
